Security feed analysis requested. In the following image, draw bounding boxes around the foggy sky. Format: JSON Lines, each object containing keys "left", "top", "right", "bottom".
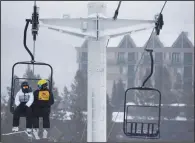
{"left": 1, "top": 1, "right": 194, "bottom": 95}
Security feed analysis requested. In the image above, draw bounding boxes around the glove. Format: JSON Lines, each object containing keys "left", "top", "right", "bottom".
{"left": 15, "top": 102, "right": 20, "bottom": 107}
{"left": 26, "top": 102, "right": 31, "bottom": 107}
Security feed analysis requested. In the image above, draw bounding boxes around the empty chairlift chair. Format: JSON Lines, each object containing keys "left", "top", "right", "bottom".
{"left": 123, "top": 49, "right": 161, "bottom": 139}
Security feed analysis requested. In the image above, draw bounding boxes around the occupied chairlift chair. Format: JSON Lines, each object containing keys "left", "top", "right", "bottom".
{"left": 10, "top": 4, "right": 53, "bottom": 116}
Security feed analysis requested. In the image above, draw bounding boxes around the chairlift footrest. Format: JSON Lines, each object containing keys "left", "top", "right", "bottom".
{"left": 125, "top": 122, "right": 159, "bottom": 138}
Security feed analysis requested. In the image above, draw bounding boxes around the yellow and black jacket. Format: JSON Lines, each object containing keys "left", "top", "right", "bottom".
{"left": 33, "top": 89, "right": 54, "bottom": 108}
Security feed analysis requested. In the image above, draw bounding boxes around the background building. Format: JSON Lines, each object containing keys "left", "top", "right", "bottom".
{"left": 75, "top": 31, "right": 194, "bottom": 141}
{"left": 75, "top": 31, "right": 194, "bottom": 98}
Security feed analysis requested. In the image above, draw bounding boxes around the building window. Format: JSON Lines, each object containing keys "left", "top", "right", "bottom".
{"left": 169, "top": 53, "right": 172, "bottom": 60}
{"left": 143, "top": 54, "right": 150, "bottom": 64}
{"left": 118, "top": 52, "right": 125, "bottom": 63}
{"left": 119, "top": 66, "right": 127, "bottom": 75}
{"left": 184, "top": 66, "right": 192, "bottom": 78}
{"left": 81, "top": 52, "right": 88, "bottom": 61}
{"left": 119, "top": 66, "right": 123, "bottom": 74}
{"left": 154, "top": 65, "right": 163, "bottom": 89}
{"left": 163, "top": 53, "right": 166, "bottom": 60}
{"left": 183, "top": 79, "right": 193, "bottom": 93}
{"left": 174, "top": 72, "right": 182, "bottom": 90}
{"left": 172, "top": 53, "right": 181, "bottom": 63}
{"left": 155, "top": 52, "right": 163, "bottom": 63}
{"left": 128, "top": 76, "right": 135, "bottom": 88}
{"left": 154, "top": 65, "right": 163, "bottom": 76}
{"left": 128, "top": 65, "right": 135, "bottom": 76}
{"left": 184, "top": 53, "right": 192, "bottom": 65}
{"left": 128, "top": 53, "right": 135, "bottom": 62}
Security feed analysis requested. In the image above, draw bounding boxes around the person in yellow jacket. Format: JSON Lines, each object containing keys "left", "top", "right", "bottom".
{"left": 32, "top": 79, "right": 54, "bottom": 139}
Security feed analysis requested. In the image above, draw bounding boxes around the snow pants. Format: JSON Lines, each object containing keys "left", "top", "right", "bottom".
{"left": 32, "top": 106, "right": 51, "bottom": 129}
{"left": 12, "top": 103, "right": 33, "bottom": 128}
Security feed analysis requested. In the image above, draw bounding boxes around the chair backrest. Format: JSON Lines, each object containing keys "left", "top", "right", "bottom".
{"left": 123, "top": 87, "right": 161, "bottom": 139}
{"left": 10, "top": 61, "right": 53, "bottom": 114}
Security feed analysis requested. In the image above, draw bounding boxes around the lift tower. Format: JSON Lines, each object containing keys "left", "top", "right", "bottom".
{"left": 40, "top": 2, "right": 155, "bottom": 142}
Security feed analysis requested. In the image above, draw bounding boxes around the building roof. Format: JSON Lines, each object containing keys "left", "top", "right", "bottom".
{"left": 172, "top": 32, "right": 194, "bottom": 48}
{"left": 107, "top": 36, "right": 124, "bottom": 47}
{"left": 118, "top": 34, "right": 137, "bottom": 48}
{"left": 78, "top": 31, "right": 194, "bottom": 48}
{"left": 143, "top": 31, "right": 164, "bottom": 48}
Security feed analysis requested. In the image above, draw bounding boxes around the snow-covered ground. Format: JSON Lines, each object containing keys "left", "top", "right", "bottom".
{"left": 49, "top": 108, "right": 193, "bottom": 123}
{"left": 51, "top": 110, "right": 87, "bottom": 121}
{"left": 126, "top": 102, "right": 194, "bottom": 107}
{"left": 112, "top": 112, "right": 192, "bottom": 122}
{"left": 1, "top": 94, "right": 193, "bottom": 123}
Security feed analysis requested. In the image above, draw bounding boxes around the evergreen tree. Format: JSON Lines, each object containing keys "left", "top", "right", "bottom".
{"left": 2, "top": 75, "right": 23, "bottom": 142}
{"left": 154, "top": 65, "right": 163, "bottom": 91}
{"left": 135, "top": 68, "right": 153, "bottom": 105}
{"left": 142, "top": 68, "right": 153, "bottom": 88}
{"left": 162, "top": 66, "right": 179, "bottom": 119}
{"left": 70, "top": 70, "right": 87, "bottom": 112}
{"left": 162, "top": 66, "right": 172, "bottom": 93}
{"left": 182, "top": 80, "right": 193, "bottom": 105}
{"left": 23, "top": 65, "right": 40, "bottom": 90}
{"left": 181, "top": 70, "right": 193, "bottom": 119}
{"left": 11, "top": 75, "right": 22, "bottom": 96}
{"left": 174, "top": 72, "right": 182, "bottom": 90}
{"left": 69, "top": 70, "right": 87, "bottom": 142}
{"left": 173, "top": 72, "right": 183, "bottom": 104}
{"left": 2, "top": 75, "right": 21, "bottom": 133}
{"left": 111, "top": 81, "right": 117, "bottom": 107}
{"left": 107, "top": 94, "right": 113, "bottom": 136}
{"left": 162, "top": 66, "right": 177, "bottom": 104}
{"left": 48, "top": 75, "right": 61, "bottom": 111}
{"left": 111, "top": 79, "right": 125, "bottom": 110}
{"left": 59, "top": 86, "right": 71, "bottom": 111}
{"left": 116, "top": 79, "right": 125, "bottom": 108}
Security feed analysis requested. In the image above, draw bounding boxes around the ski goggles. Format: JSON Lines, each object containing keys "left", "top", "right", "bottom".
{"left": 22, "top": 85, "right": 29, "bottom": 89}
{"left": 38, "top": 85, "right": 42, "bottom": 89}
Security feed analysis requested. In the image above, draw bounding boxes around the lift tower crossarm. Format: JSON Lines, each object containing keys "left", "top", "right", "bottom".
{"left": 40, "top": 17, "right": 155, "bottom": 38}
{"left": 40, "top": 23, "right": 95, "bottom": 38}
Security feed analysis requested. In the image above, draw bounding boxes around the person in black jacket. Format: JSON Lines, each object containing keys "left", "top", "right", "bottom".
{"left": 12, "top": 81, "right": 34, "bottom": 137}
{"left": 32, "top": 79, "right": 54, "bottom": 139}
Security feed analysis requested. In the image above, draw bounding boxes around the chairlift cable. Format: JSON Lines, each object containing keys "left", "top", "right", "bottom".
{"left": 134, "top": 1, "right": 167, "bottom": 83}
{"left": 134, "top": 28, "right": 155, "bottom": 79}
{"left": 32, "top": 41, "right": 35, "bottom": 74}
{"left": 32, "top": 0, "right": 38, "bottom": 75}
{"left": 113, "top": 1, "right": 122, "bottom": 20}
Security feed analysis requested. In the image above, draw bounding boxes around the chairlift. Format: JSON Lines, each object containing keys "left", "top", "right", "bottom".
{"left": 10, "top": 3, "right": 53, "bottom": 115}
{"left": 123, "top": 49, "right": 161, "bottom": 139}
